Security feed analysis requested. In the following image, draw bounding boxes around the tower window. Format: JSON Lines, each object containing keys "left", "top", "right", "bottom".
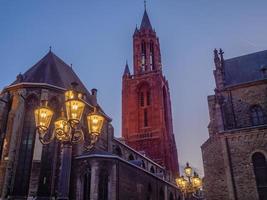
{"left": 251, "top": 105, "right": 265, "bottom": 126}
{"left": 141, "top": 41, "right": 146, "bottom": 70}
{"left": 252, "top": 152, "right": 267, "bottom": 200}
{"left": 140, "top": 92, "right": 144, "bottom": 107}
{"left": 144, "top": 108, "right": 148, "bottom": 127}
{"left": 147, "top": 91, "right": 151, "bottom": 106}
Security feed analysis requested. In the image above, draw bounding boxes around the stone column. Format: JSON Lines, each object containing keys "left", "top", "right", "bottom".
{"left": 1, "top": 89, "right": 26, "bottom": 199}
{"left": 90, "top": 160, "right": 99, "bottom": 200}
{"left": 58, "top": 143, "right": 72, "bottom": 200}
{"left": 108, "top": 162, "right": 117, "bottom": 200}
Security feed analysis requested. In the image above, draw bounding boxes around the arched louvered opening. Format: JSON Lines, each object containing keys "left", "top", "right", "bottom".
{"left": 252, "top": 152, "right": 267, "bottom": 200}
{"left": 141, "top": 40, "right": 146, "bottom": 72}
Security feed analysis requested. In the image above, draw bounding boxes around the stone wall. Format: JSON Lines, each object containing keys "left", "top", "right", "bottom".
{"left": 72, "top": 155, "right": 181, "bottom": 200}
{"left": 202, "top": 136, "right": 230, "bottom": 200}
{"left": 202, "top": 126, "right": 267, "bottom": 200}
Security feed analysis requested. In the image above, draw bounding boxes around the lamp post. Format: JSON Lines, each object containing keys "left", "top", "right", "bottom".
{"left": 34, "top": 84, "right": 105, "bottom": 200}
{"left": 176, "top": 162, "right": 203, "bottom": 200}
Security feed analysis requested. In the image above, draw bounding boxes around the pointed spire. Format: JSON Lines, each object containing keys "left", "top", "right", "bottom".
{"left": 123, "top": 60, "right": 130, "bottom": 76}
{"left": 134, "top": 25, "right": 139, "bottom": 34}
{"left": 144, "top": 0, "right": 147, "bottom": 10}
{"left": 140, "top": 6, "right": 152, "bottom": 30}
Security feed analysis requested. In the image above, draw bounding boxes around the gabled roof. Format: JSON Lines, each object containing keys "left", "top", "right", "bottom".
{"left": 12, "top": 51, "right": 90, "bottom": 95}
{"left": 224, "top": 50, "right": 267, "bottom": 86}
{"left": 140, "top": 10, "right": 152, "bottom": 30}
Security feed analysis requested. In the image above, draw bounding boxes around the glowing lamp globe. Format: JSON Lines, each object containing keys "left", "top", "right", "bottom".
{"left": 87, "top": 111, "right": 104, "bottom": 136}
{"left": 176, "top": 176, "right": 184, "bottom": 188}
{"left": 34, "top": 105, "right": 54, "bottom": 134}
{"left": 65, "top": 90, "right": 85, "bottom": 125}
{"left": 184, "top": 162, "right": 193, "bottom": 177}
{"left": 192, "top": 173, "right": 202, "bottom": 189}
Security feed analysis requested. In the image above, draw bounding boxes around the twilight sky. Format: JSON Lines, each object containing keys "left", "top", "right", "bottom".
{"left": 1, "top": 0, "right": 267, "bottom": 175}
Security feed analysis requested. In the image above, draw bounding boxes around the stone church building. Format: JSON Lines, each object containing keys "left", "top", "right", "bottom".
{"left": 0, "top": 9, "right": 181, "bottom": 200}
{"left": 202, "top": 49, "right": 267, "bottom": 200}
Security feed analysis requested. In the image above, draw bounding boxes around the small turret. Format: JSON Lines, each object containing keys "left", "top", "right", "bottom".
{"left": 123, "top": 61, "right": 131, "bottom": 77}
{"left": 213, "top": 48, "right": 225, "bottom": 90}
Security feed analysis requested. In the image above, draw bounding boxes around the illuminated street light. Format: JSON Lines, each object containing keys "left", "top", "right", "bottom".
{"left": 176, "top": 162, "right": 203, "bottom": 200}
{"left": 34, "top": 83, "right": 105, "bottom": 200}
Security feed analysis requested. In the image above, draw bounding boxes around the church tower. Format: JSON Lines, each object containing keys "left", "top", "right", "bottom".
{"left": 122, "top": 8, "right": 179, "bottom": 175}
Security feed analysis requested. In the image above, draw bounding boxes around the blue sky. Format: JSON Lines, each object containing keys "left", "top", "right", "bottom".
{"left": 1, "top": 0, "right": 267, "bottom": 175}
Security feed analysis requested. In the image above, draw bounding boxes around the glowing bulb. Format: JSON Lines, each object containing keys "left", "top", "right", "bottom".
{"left": 92, "top": 118, "right": 98, "bottom": 124}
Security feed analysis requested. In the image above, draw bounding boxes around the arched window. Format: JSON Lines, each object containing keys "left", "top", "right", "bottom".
{"left": 141, "top": 40, "right": 146, "bottom": 71}
{"left": 83, "top": 170, "right": 91, "bottom": 200}
{"left": 128, "top": 154, "right": 134, "bottom": 161}
{"left": 141, "top": 160, "right": 146, "bottom": 169}
{"left": 159, "top": 188, "right": 164, "bottom": 200}
{"left": 113, "top": 146, "right": 122, "bottom": 157}
{"left": 150, "top": 166, "right": 155, "bottom": 173}
{"left": 251, "top": 105, "right": 265, "bottom": 126}
{"left": 147, "top": 91, "right": 151, "bottom": 106}
{"left": 98, "top": 169, "right": 109, "bottom": 200}
{"left": 140, "top": 92, "right": 144, "bottom": 107}
{"left": 252, "top": 152, "right": 267, "bottom": 200}
{"left": 13, "top": 95, "right": 38, "bottom": 196}
{"left": 144, "top": 108, "right": 148, "bottom": 127}
{"left": 138, "top": 83, "right": 151, "bottom": 128}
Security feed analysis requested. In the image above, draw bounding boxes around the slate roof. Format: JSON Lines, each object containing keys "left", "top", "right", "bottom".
{"left": 224, "top": 50, "right": 267, "bottom": 86}
{"left": 12, "top": 51, "right": 90, "bottom": 96}
{"left": 140, "top": 10, "right": 152, "bottom": 30}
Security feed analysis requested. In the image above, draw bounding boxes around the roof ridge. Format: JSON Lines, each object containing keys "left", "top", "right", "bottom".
{"left": 225, "top": 49, "right": 267, "bottom": 61}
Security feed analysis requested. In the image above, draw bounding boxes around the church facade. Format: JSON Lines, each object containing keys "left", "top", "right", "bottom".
{"left": 202, "top": 49, "right": 267, "bottom": 200}
{"left": 0, "top": 9, "right": 181, "bottom": 200}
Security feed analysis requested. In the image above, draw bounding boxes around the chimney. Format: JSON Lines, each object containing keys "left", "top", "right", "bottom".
{"left": 91, "top": 88, "right": 98, "bottom": 106}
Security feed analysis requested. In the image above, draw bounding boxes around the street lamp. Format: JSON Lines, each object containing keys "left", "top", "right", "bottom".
{"left": 34, "top": 87, "right": 104, "bottom": 146}
{"left": 34, "top": 84, "right": 105, "bottom": 199}
{"left": 176, "top": 162, "right": 202, "bottom": 200}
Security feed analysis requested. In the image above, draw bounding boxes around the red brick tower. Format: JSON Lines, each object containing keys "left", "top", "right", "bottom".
{"left": 122, "top": 9, "right": 179, "bottom": 175}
